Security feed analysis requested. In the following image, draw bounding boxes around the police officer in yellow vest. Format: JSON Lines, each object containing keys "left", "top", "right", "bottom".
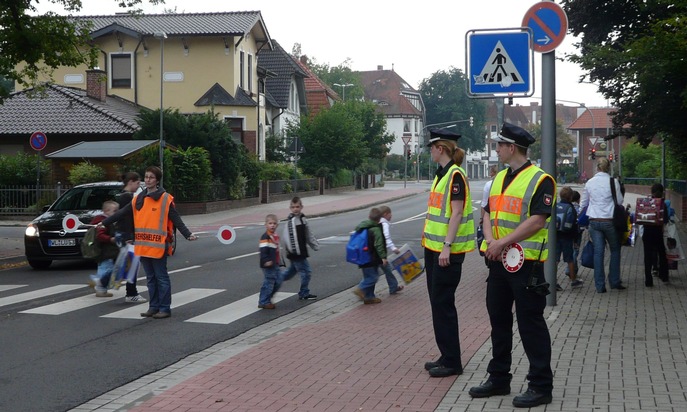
{"left": 421, "top": 128, "right": 475, "bottom": 378}
{"left": 469, "top": 123, "right": 555, "bottom": 408}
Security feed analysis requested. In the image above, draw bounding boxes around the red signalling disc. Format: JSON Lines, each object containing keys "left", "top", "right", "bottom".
{"left": 216, "top": 225, "right": 236, "bottom": 245}
{"left": 62, "top": 214, "right": 81, "bottom": 233}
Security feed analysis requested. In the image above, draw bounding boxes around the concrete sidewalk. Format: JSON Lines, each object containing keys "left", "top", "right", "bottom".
{"left": 68, "top": 183, "right": 687, "bottom": 412}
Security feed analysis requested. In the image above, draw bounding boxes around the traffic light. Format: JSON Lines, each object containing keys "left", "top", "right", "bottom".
{"left": 469, "top": 116, "right": 474, "bottom": 127}
{"left": 590, "top": 148, "right": 596, "bottom": 159}
{"left": 609, "top": 153, "right": 614, "bottom": 161}
{"left": 406, "top": 149, "right": 412, "bottom": 160}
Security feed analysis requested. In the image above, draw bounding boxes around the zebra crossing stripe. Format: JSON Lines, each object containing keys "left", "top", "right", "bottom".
{"left": 0, "top": 285, "right": 84, "bottom": 309}
{"left": 101, "top": 288, "right": 225, "bottom": 319}
{"left": 0, "top": 285, "right": 27, "bottom": 293}
{"left": 20, "top": 288, "right": 127, "bottom": 315}
{"left": 185, "top": 292, "right": 296, "bottom": 324}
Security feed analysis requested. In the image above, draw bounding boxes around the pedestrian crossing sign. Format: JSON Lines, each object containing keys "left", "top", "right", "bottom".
{"left": 466, "top": 28, "right": 534, "bottom": 98}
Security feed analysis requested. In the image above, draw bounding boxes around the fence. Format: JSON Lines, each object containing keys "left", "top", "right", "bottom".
{"left": 623, "top": 178, "right": 687, "bottom": 195}
{"left": 0, "top": 184, "right": 73, "bottom": 216}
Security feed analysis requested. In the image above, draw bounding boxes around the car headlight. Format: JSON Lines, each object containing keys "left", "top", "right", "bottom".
{"left": 25, "top": 224, "right": 39, "bottom": 237}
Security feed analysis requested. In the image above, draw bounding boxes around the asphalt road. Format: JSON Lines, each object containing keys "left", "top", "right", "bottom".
{"left": 0, "top": 191, "right": 473, "bottom": 412}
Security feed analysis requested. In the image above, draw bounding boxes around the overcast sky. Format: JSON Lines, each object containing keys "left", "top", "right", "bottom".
{"left": 36, "top": 0, "right": 609, "bottom": 108}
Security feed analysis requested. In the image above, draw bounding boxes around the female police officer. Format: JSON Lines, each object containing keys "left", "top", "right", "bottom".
{"left": 421, "top": 128, "right": 475, "bottom": 378}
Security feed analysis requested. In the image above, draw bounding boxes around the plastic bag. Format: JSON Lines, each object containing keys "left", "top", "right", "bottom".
{"left": 111, "top": 244, "right": 140, "bottom": 288}
{"left": 581, "top": 240, "right": 594, "bottom": 269}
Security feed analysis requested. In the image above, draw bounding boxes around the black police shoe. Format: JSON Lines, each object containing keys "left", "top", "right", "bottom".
{"left": 424, "top": 360, "right": 442, "bottom": 371}
{"left": 512, "top": 388, "right": 552, "bottom": 408}
{"left": 428, "top": 365, "right": 462, "bottom": 377}
{"left": 468, "top": 380, "right": 511, "bottom": 398}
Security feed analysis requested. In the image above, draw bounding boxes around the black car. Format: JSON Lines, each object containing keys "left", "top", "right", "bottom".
{"left": 24, "top": 182, "right": 125, "bottom": 269}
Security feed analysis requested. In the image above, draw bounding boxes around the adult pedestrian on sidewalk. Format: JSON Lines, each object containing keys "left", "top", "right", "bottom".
{"left": 115, "top": 171, "right": 147, "bottom": 304}
{"left": 470, "top": 123, "right": 555, "bottom": 408}
{"left": 102, "top": 166, "right": 198, "bottom": 319}
{"left": 579, "top": 157, "right": 625, "bottom": 293}
{"left": 421, "top": 128, "right": 475, "bottom": 378}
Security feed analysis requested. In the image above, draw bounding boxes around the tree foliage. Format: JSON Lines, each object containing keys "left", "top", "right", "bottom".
{"left": 562, "top": 0, "right": 687, "bottom": 177}
{"left": 68, "top": 161, "right": 105, "bottom": 185}
{"left": 526, "top": 121, "right": 575, "bottom": 162}
{"left": 133, "top": 108, "right": 245, "bottom": 187}
{"left": 0, "top": 152, "right": 49, "bottom": 185}
{"left": 0, "top": 0, "right": 162, "bottom": 103}
{"left": 307, "top": 57, "right": 364, "bottom": 101}
{"left": 417, "top": 67, "right": 487, "bottom": 152}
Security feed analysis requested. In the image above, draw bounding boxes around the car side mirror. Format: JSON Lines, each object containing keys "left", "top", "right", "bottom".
{"left": 42, "top": 205, "right": 49, "bottom": 213}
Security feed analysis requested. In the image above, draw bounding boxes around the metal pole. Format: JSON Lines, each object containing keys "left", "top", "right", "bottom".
{"left": 35, "top": 154, "right": 40, "bottom": 204}
{"left": 542, "top": 51, "right": 557, "bottom": 306}
{"left": 403, "top": 144, "right": 408, "bottom": 189}
{"left": 158, "top": 35, "right": 165, "bottom": 187}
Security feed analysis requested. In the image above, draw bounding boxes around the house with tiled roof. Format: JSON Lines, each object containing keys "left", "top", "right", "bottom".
{"left": 256, "top": 40, "right": 308, "bottom": 140}
{"left": 567, "top": 107, "right": 624, "bottom": 179}
{"left": 356, "top": 66, "right": 425, "bottom": 156}
{"left": 0, "top": 70, "right": 142, "bottom": 157}
{"left": 15, "top": 11, "right": 273, "bottom": 158}
{"left": 294, "top": 56, "right": 339, "bottom": 117}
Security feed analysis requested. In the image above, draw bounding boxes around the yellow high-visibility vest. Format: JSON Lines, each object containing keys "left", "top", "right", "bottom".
{"left": 480, "top": 165, "right": 553, "bottom": 261}
{"left": 422, "top": 164, "right": 475, "bottom": 253}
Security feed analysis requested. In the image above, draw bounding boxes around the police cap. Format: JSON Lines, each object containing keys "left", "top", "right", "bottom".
{"left": 492, "top": 122, "right": 535, "bottom": 148}
{"left": 426, "top": 128, "right": 461, "bottom": 147}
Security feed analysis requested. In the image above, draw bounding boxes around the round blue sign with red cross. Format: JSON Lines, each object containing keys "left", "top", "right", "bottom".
{"left": 30, "top": 131, "right": 48, "bottom": 151}
{"left": 522, "top": 2, "right": 568, "bottom": 53}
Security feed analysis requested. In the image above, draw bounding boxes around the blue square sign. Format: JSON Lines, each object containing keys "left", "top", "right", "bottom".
{"left": 466, "top": 29, "right": 533, "bottom": 98}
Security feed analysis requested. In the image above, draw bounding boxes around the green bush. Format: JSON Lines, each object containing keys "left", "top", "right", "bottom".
{"left": 259, "top": 161, "right": 294, "bottom": 181}
{"left": 0, "top": 153, "right": 50, "bottom": 185}
{"left": 331, "top": 169, "right": 354, "bottom": 188}
{"left": 68, "top": 161, "right": 105, "bottom": 185}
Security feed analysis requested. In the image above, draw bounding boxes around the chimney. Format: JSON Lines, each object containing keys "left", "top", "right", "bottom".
{"left": 86, "top": 68, "right": 107, "bottom": 102}
{"left": 377, "top": 65, "right": 383, "bottom": 70}
{"left": 300, "top": 55, "right": 309, "bottom": 65}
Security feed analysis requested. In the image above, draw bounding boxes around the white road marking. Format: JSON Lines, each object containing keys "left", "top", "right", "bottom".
{"left": 226, "top": 252, "right": 258, "bottom": 261}
{"left": 0, "top": 285, "right": 27, "bottom": 292}
{"left": 20, "top": 288, "right": 127, "bottom": 315}
{"left": 169, "top": 265, "right": 201, "bottom": 274}
{"left": 0, "top": 285, "right": 84, "bottom": 308}
{"left": 101, "top": 288, "right": 225, "bottom": 319}
{"left": 185, "top": 292, "right": 296, "bottom": 325}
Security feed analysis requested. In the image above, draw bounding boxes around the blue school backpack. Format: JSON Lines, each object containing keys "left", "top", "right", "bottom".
{"left": 555, "top": 202, "right": 577, "bottom": 233}
{"left": 346, "top": 228, "right": 372, "bottom": 265}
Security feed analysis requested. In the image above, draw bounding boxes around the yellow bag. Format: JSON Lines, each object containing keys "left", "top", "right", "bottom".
{"left": 389, "top": 244, "right": 424, "bottom": 284}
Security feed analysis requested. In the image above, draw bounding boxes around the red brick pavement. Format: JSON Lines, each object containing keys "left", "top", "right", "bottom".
{"left": 131, "top": 252, "right": 492, "bottom": 412}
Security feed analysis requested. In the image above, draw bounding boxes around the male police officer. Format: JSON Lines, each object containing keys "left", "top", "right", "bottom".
{"left": 470, "top": 123, "right": 555, "bottom": 407}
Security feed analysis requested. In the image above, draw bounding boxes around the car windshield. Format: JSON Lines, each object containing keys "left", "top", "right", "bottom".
{"left": 51, "top": 186, "right": 122, "bottom": 211}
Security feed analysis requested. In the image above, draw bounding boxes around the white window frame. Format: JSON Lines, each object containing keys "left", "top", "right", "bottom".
{"left": 109, "top": 52, "right": 133, "bottom": 89}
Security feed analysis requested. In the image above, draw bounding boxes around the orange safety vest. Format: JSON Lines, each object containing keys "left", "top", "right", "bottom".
{"left": 132, "top": 192, "right": 175, "bottom": 258}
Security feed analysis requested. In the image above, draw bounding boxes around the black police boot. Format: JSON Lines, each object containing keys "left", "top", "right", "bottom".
{"left": 468, "top": 380, "right": 511, "bottom": 398}
{"left": 512, "top": 388, "right": 552, "bottom": 408}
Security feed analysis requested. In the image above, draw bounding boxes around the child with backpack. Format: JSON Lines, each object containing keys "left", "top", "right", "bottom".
{"left": 556, "top": 187, "right": 583, "bottom": 289}
{"left": 281, "top": 197, "right": 319, "bottom": 300}
{"left": 351, "top": 207, "right": 388, "bottom": 304}
{"left": 87, "top": 200, "right": 122, "bottom": 297}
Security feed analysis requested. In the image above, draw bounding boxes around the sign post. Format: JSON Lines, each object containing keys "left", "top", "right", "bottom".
{"left": 30, "top": 131, "right": 47, "bottom": 205}
{"left": 402, "top": 135, "right": 411, "bottom": 189}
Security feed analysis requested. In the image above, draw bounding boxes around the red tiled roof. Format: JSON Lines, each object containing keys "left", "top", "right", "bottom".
{"left": 567, "top": 107, "right": 616, "bottom": 131}
{"left": 357, "top": 69, "right": 423, "bottom": 117}
{"left": 293, "top": 56, "right": 338, "bottom": 116}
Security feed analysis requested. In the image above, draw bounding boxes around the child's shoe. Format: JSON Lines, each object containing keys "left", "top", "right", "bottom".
{"left": 258, "top": 303, "right": 276, "bottom": 309}
{"left": 95, "top": 291, "right": 113, "bottom": 297}
{"left": 363, "top": 297, "right": 382, "bottom": 304}
{"left": 571, "top": 280, "right": 584, "bottom": 288}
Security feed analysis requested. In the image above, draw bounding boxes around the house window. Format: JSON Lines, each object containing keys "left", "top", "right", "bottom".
{"left": 248, "top": 54, "right": 253, "bottom": 94}
{"left": 491, "top": 125, "right": 497, "bottom": 133}
{"left": 111, "top": 53, "right": 132, "bottom": 88}
{"left": 240, "top": 51, "right": 245, "bottom": 89}
{"left": 290, "top": 82, "right": 298, "bottom": 112}
{"left": 403, "top": 119, "right": 411, "bottom": 133}
{"left": 225, "top": 117, "right": 244, "bottom": 144}
{"left": 491, "top": 143, "right": 497, "bottom": 151}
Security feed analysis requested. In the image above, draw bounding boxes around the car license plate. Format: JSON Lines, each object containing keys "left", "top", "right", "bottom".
{"left": 48, "top": 239, "right": 76, "bottom": 247}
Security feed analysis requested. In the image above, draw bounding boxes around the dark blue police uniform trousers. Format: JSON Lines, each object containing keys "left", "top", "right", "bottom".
{"left": 424, "top": 248, "right": 466, "bottom": 370}
{"left": 486, "top": 259, "right": 553, "bottom": 392}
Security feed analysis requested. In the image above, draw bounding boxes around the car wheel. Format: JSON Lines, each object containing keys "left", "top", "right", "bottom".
{"left": 28, "top": 259, "right": 52, "bottom": 270}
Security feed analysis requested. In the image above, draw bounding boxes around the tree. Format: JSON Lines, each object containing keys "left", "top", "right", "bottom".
{"left": 286, "top": 103, "right": 368, "bottom": 176}
{"left": 562, "top": 0, "right": 687, "bottom": 178}
{"left": 308, "top": 58, "right": 364, "bottom": 101}
{"left": 342, "top": 99, "right": 395, "bottom": 161}
{"left": 526, "top": 121, "right": 575, "bottom": 162}
{"left": 0, "top": 0, "right": 162, "bottom": 103}
{"left": 418, "top": 67, "right": 487, "bottom": 152}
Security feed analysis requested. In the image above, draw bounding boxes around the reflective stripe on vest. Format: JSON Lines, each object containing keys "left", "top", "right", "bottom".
{"left": 132, "top": 192, "right": 172, "bottom": 258}
{"left": 422, "top": 165, "right": 475, "bottom": 253}
{"left": 482, "top": 165, "right": 552, "bottom": 261}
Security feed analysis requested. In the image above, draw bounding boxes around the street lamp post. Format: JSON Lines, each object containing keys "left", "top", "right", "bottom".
{"left": 333, "top": 83, "right": 354, "bottom": 101}
{"left": 154, "top": 32, "right": 167, "bottom": 187}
